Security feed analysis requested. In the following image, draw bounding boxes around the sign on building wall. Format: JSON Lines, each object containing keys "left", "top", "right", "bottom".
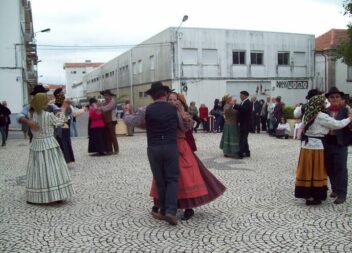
{"left": 276, "top": 80, "right": 309, "bottom": 89}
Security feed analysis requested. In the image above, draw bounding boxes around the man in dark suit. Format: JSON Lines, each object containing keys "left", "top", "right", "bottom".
{"left": 234, "top": 91, "right": 252, "bottom": 158}
{"left": 251, "top": 96, "right": 261, "bottom": 133}
{"left": 124, "top": 82, "right": 180, "bottom": 225}
{"left": 324, "top": 87, "right": 351, "bottom": 204}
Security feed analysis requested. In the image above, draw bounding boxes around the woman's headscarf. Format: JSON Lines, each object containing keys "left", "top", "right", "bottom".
{"left": 54, "top": 88, "right": 65, "bottom": 107}
{"left": 303, "top": 95, "right": 325, "bottom": 126}
{"left": 30, "top": 93, "right": 48, "bottom": 112}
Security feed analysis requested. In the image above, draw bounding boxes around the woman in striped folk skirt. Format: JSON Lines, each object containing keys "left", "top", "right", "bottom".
{"left": 26, "top": 93, "right": 74, "bottom": 204}
{"left": 294, "top": 95, "right": 351, "bottom": 205}
{"left": 220, "top": 95, "right": 240, "bottom": 158}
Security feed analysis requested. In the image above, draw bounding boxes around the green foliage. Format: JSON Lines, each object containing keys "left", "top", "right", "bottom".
{"left": 337, "top": 1, "right": 352, "bottom": 64}
{"left": 115, "top": 94, "right": 129, "bottom": 103}
{"left": 283, "top": 106, "right": 295, "bottom": 119}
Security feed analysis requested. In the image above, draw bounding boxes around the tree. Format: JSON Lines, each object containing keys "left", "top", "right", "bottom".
{"left": 337, "top": 0, "right": 352, "bottom": 65}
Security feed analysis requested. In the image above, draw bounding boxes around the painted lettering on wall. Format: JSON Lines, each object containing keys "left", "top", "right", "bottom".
{"left": 276, "top": 81, "right": 308, "bottom": 89}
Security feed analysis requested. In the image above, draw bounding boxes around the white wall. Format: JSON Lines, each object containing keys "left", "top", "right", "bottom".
{"left": 336, "top": 59, "right": 352, "bottom": 95}
{"left": 0, "top": 0, "right": 26, "bottom": 113}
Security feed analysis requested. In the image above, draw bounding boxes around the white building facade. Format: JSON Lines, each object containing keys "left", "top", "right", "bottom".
{"left": 63, "top": 61, "right": 103, "bottom": 101}
{"left": 84, "top": 27, "right": 315, "bottom": 109}
{"left": 0, "top": 0, "right": 37, "bottom": 114}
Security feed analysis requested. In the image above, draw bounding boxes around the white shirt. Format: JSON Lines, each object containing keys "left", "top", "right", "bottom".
{"left": 293, "top": 105, "right": 303, "bottom": 119}
{"left": 301, "top": 112, "right": 351, "bottom": 149}
{"left": 277, "top": 122, "right": 291, "bottom": 134}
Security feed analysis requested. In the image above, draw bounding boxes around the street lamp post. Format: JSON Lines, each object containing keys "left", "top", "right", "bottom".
{"left": 34, "top": 28, "right": 50, "bottom": 87}
{"left": 174, "top": 15, "right": 188, "bottom": 92}
{"left": 34, "top": 28, "right": 51, "bottom": 35}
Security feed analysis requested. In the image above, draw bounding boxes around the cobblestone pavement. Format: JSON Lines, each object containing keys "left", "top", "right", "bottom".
{"left": 0, "top": 133, "right": 351, "bottom": 253}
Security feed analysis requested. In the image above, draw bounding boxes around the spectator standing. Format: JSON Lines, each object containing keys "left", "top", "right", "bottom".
{"left": 273, "top": 96, "right": 283, "bottom": 133}
{"left": 199, "top": 104, "right": 209, "bottom": 132}
{"left": 251, "top": 96, "right": 261, "bottom": 133}
{"left": 267, "top": 97, "right": 276, "bottom": 135}
{"left": 123, "top": 100, "right": 134, "bottom": 136}
{"left": 260, "top": 97, "right": 269, "bottom": 132}
{"left": 69, "top": 102, "right": 79, "bottom": 137}
{"left": 1, "top": 101, "right": 11, "bottom": 139}
{"left": 210, "top": 99, "right": 222, "bottom": 133}
{"left": 0, "top": 103, "right": 8, "bottom": 146}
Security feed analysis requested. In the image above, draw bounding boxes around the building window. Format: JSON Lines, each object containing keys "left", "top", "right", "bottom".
{"left": 278, "top": 52, "right": 289, "bottom": 65}
{"left": 144, "top": 92, "right": 148, "bottom": 97}
{"left": 293, "top": 52, "right": 305, "bottom": 66}
{"left": 202, "top": 49, "right": 217, "bottom": 65}
{"left": 105, "top": 73, "right": 109, "bottom": 78}
{"left": 133, "top": 62, "right": 137, "bottom": 75}
{"left": 347, "top": 66, "right": 352, "bottom": 81}
{"left": 232, "top": 51, "right": 245, "bottom": 65}
{"left": 139, "top": 92, "right": 143, "bottom": 98}
{"left": 138, "top": 60, "right": 142, "bottom": 73}
{"left": 182, "top": 48, "right": 198, "bottom": 65}
{"left": 150, "top": 55, "right": 155, "bottom": 70}
{"left": 250, "top": 52, "right": 263, "bottom": 65}
{"left": 71, "top": 70, "right": 77, "bottom": 74}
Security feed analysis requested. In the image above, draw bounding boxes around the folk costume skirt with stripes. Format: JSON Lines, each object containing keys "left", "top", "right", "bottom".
{"left": 295, "top": 148, "right": 327, "bottom": 201}
{"left": 151, "top": 138, "right": 226, "bottom": 209}
{"left": 27, "top": 137, "right": 74, "bottom": 203}
{"left": 220, "top": 123, "right": 240, "bottom": 156}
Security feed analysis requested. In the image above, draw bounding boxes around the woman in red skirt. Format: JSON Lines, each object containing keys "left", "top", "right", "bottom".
{"left": 151, "top": 92, "right": 226, "bottom": 220}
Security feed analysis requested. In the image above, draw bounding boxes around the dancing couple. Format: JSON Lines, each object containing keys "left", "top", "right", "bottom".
{"left": 124, "top": 82, "right": 226, "bottom": 225}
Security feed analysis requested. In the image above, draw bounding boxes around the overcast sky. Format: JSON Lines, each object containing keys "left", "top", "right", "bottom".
{"left": 31, "top": 0, "right": 350, "bottom": 84}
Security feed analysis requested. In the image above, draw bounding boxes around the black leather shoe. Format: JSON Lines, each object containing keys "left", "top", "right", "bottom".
{"left": 243, "top": 153, "right": 250, "bottom": 158}
{"left": 181, "top": 209, "right": 194, "bottom": 221}
{"left": 329, "top": 192, "right": 337, "bottom": 198}
{"left": 334, "top": 197, "right": 346, "bottom": 204}
{"left": 305, "top": 199, "right": 322, "bottom": 205}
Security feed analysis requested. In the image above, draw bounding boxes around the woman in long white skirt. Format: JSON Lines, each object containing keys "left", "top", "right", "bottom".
{"left": 26, "top": 93, "right": 74, "bottom": 204}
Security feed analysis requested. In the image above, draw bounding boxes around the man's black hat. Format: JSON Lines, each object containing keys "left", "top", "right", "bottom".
{"left": 100, "top": 89, "right": 115, "bottom": 96}
{"left": 145, "top": 82, "right": 173, "bottom": 96}
{"left": 325, "top": 87, "right": 344, "bottom": 98}
{"left": 30, "top": 85, "right": 49, "bottom": 95}
{"left": 53, "top": 88, "right": 64, "bottom": 96}
{"left": 240, "top": 90, "right": 249, "bottom": 97}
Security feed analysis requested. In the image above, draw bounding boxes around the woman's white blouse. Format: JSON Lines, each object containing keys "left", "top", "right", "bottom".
{"left": 302, "top": 112, "right": 350, "bottom": 149}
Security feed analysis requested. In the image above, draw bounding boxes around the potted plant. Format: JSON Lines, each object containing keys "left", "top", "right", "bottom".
{"left": 283, "top": 105, "right": 299, "bottom": 137}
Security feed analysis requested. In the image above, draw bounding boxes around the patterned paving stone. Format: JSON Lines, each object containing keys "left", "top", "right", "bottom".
{"left": 0, "top": 132, "right": 351, "bottom": 252}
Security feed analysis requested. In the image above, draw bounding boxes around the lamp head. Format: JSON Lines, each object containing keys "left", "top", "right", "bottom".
{"left": 182, "top": 15, "right": 188, "bottom": 22}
